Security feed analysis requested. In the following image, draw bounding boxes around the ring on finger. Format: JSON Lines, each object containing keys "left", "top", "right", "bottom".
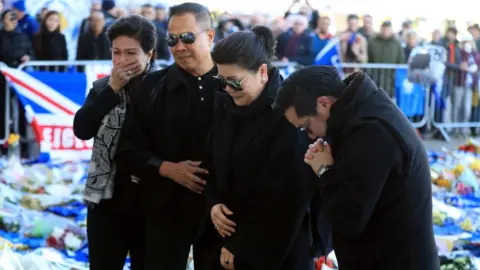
{"left": 127, "top": 70, "right": 132, "bottom": 76}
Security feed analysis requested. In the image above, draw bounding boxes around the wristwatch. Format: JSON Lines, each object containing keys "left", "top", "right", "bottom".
{"left": 316, "top": 165, "right": 333, "bottom": 178}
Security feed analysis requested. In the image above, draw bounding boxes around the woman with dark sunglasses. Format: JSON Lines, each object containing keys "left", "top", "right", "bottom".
{"left": 73, "top": 15, "right": 157, "bottom": 270}
{"left": 205, "top": 26, "right": 315, "bottom": 270}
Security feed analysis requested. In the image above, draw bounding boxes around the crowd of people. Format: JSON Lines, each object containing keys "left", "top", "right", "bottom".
{"left": 1, "top": 0, "right": 480, "bottom": 69}
{"left": 0, "top": 1, "right": 479, "bottom": 144}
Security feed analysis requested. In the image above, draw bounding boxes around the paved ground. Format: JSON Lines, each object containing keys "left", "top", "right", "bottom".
{"left": 423, "top": 138, "right": 465, "bottom": 152}
{"left": 422, "top": 135, "right": 477, "bottom": 152}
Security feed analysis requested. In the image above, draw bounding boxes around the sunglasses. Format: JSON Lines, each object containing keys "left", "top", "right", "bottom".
{"left": 166, "top": 30, "right": 208, "bottom": 47}
{"left": 213, "top": 75, "right": 249, "bottom": 91}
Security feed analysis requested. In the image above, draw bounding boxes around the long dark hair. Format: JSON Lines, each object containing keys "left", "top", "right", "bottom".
{"left": 212, "top": 26, "right": 276, "bottom": 71}
{"left": 107, "top": 14, "right": 158, "bottom": 68}
{"left": 34, "top": 10, "right": 61, "bottom": 55}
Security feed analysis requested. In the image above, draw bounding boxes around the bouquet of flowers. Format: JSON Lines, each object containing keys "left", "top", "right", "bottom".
{"left": 3, "top": 133, "right": 21, "bottom": 168}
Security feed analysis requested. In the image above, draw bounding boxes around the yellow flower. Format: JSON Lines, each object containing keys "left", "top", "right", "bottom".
{"left": 454, "top": 165, "right": 465, "bottom": 176}
{"left": 7, "top": 133, "right": 20, "bottom": 146}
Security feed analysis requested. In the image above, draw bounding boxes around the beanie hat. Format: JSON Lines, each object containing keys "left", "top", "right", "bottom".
{"left": 12, "top": 0, "right": 26, "bottom": 12}
{"left": 102, "top": 0, "right": 116, "bottom": 11}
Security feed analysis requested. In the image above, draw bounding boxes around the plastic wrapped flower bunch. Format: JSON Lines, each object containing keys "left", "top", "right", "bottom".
{"left": 46, "top": 226, "right": 85, "bottom": 254}
{"left": 430, "top": 149, "right": 480, "bottom": 197}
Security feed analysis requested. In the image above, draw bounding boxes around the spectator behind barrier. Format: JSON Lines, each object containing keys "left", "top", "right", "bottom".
{"left": 33, "top": 10, "right": 68, "bottom": 71}
{"left": 154, "top": 3, "right": 168, "bottom": 31}
{"left": 102, "top": 0, "right": 117, "bottom": 29}
{"left": 141, "top": 3, "right": 170, "bottom": 60}
{"left": 76, "top": 10, "right": 111, "bottom": 62}
{"left": 310, "top": 15, "right": 332, "bottom": 64}
{"left": 0, "top": 9, "right": 33, "bottom": 68}
{"left": 367, "top": 21, "right": 404, "bottom": 97}
{"left": 339, "top": 14, "right": 368, "bottom": 73}
{"left": 79, "top": 1, "right": 102, "bottom": 36}
{"left": 452, "top": 35, "right": 480, "bottom": 136}
{"left": 276, "top": 14, "right": 313, "bottom": 66}
{"left": 468, "top": 24, "right": 480, "bottom": 58}
{"left": 358, "top": 14, "right": 374, "bottom": 40}
{"left": 12, "top": 0, "right": 39, "bottom": 41}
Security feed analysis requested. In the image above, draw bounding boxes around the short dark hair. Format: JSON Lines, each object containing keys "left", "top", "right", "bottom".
{"left": 107, "top": 15, "right": 158, "bottom": 66}
{"left": 446, "top": 27, "right": 458, "bottom": 35}
{"left": 468, "top": 24, "right": 480, "bottom": 32}
{"left": 275, "top": 66, "right": 345, "bottom": 117}
{"left": 141, "top": 3, "right": 154, "bottom": 9}
{"left": 347, "top": 14, "right": 358, "bottom": 21}
{"left": 169, "top": 2, "right": 212, "bottom": 29}
{"left": 212, "top": 26, "right": 276, "bottom": 71}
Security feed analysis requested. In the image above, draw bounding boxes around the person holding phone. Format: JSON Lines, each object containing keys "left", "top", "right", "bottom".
{"left": 73, "top": 15, "right": 157, "bottom": 270}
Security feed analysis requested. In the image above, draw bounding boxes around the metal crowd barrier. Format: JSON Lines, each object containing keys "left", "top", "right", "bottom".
{"left": 1, "top": 60, "right": 478, "bottom": 145}
{"left": 0, "top": 62, "right": 10, "bottom": 144}
{"left": 341, "top": 63, "right": 430, "bottom": 129}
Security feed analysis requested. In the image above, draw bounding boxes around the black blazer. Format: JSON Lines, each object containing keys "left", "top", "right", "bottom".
{"left": 116, "top": 64, "right": 226, "bottom": 221}
{"left": 204, "top": 68, "right": 315, "bottom": 270}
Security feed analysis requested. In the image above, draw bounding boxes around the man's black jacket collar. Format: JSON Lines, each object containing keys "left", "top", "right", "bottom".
{"left": 165, "top": 63, "right": 217, "bottom": 92}
{"left": 327, "top": 71, "right": 378, "bottom": 132}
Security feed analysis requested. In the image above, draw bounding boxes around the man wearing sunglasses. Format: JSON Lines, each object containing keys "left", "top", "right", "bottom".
{"left": 275, "top": 66, "right": 439, "bottom": 270}
{"left": 117, "top": 2, "right": 224, "bottom": 270}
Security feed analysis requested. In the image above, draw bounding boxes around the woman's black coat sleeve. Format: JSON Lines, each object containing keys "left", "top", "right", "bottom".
{"left": 224, "top": 122, "right": 314, "bottom": 270}
{"left": 73, "top": 77, "right": 120, "bottom": 140}
{"left": 203, "top": 130, "right": 224, "bottom": 209}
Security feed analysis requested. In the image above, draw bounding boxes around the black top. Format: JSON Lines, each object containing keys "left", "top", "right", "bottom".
{"left": 116, "top": 64, "right": 226, "bottom": 220}
{"left": 320, "top": 72, "right": 439, "bottom": 270}
{"left": 73, "top": 68, "right": 153, "bottom": 212}
{"left": 76, "top": 31, "right": 111, "bottom": 60}
{"left": 181, "top": 67, "right": 217, "bottom": 160}
{"left": 204, "top": 68, "right": 315, "bottom": 270}
{"left": 0, "top": 28, "right": 34, "bottom": 67}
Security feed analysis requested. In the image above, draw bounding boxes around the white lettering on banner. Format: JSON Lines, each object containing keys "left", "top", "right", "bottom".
{"left": 41, "top": 126, "right": 92, "bottom": 150}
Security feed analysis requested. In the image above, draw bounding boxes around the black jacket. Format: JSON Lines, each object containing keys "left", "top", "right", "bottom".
{"left": 33, "top": 31, "right": 68, "bottom": 71}
{"left": 0, "top": 28, "right": 34, "bottom": 68}
{"left": 33, "top": 31, "right": 68, "bottom": 61}
{"left": 116, "top": 64, "right": 225, "bottom": 222}
{"left": 76, "top": 31, "right": 111, "bottom": 61}
{"left": 73, "top": 70, "right": 153, "bottom": 211}
{"left": 320, "top": 72, "right": 439, "bottom": 269}
{"left": 276, "top": 30, "right": 313, "bottom": 66}
{"left": 204, "top": 69, "right": 315, "bottom": 270}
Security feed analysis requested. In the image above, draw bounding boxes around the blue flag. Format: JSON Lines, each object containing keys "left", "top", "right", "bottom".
{"left": 312, "top": 38, "right": 343, "bottom": 77}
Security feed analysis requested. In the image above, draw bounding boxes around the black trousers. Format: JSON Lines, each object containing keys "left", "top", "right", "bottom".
{"left": 209, "top": 219, "right": 315, "bottom": 270}
{"left": 87, "top": 182, "right": 145, "bottom": 270}
{"left": 144, "top": 212, "right": 219, "bottom": 270}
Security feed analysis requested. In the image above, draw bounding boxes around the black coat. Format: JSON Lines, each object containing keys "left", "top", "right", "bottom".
{"left": 73, "top": 70, "right": 154, "bottom": 212}
{"left": 0, "top": 28, "right": 34, "bottom": 68}
{"left": 33, "top": 31, "right": 68, "bottom": 61}
{"left": 116, "top": 64, "right": 225, "bottom": 225}
{"left": 320, "top": 72, "right": 439, "bottom": 270}
{"left": 204, "top": 69, "right": 315, "bottom": 270}
{"left": 76, "top": 31, "right": 111, "bottom": 61}
{"left": 33, "top": 31, "right": 68, "bottom": 71}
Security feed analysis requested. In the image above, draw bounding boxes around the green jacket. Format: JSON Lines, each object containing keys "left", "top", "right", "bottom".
{"left": 367, "top": 35, "right": 405, "bottom": 97}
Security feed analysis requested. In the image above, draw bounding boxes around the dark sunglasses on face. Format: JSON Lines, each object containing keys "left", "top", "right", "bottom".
{"left": 166, "top": 30, "right": 208, "bottom": 47}
{"left": 213, "top": 75, "right": 248, "bottom": 91}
